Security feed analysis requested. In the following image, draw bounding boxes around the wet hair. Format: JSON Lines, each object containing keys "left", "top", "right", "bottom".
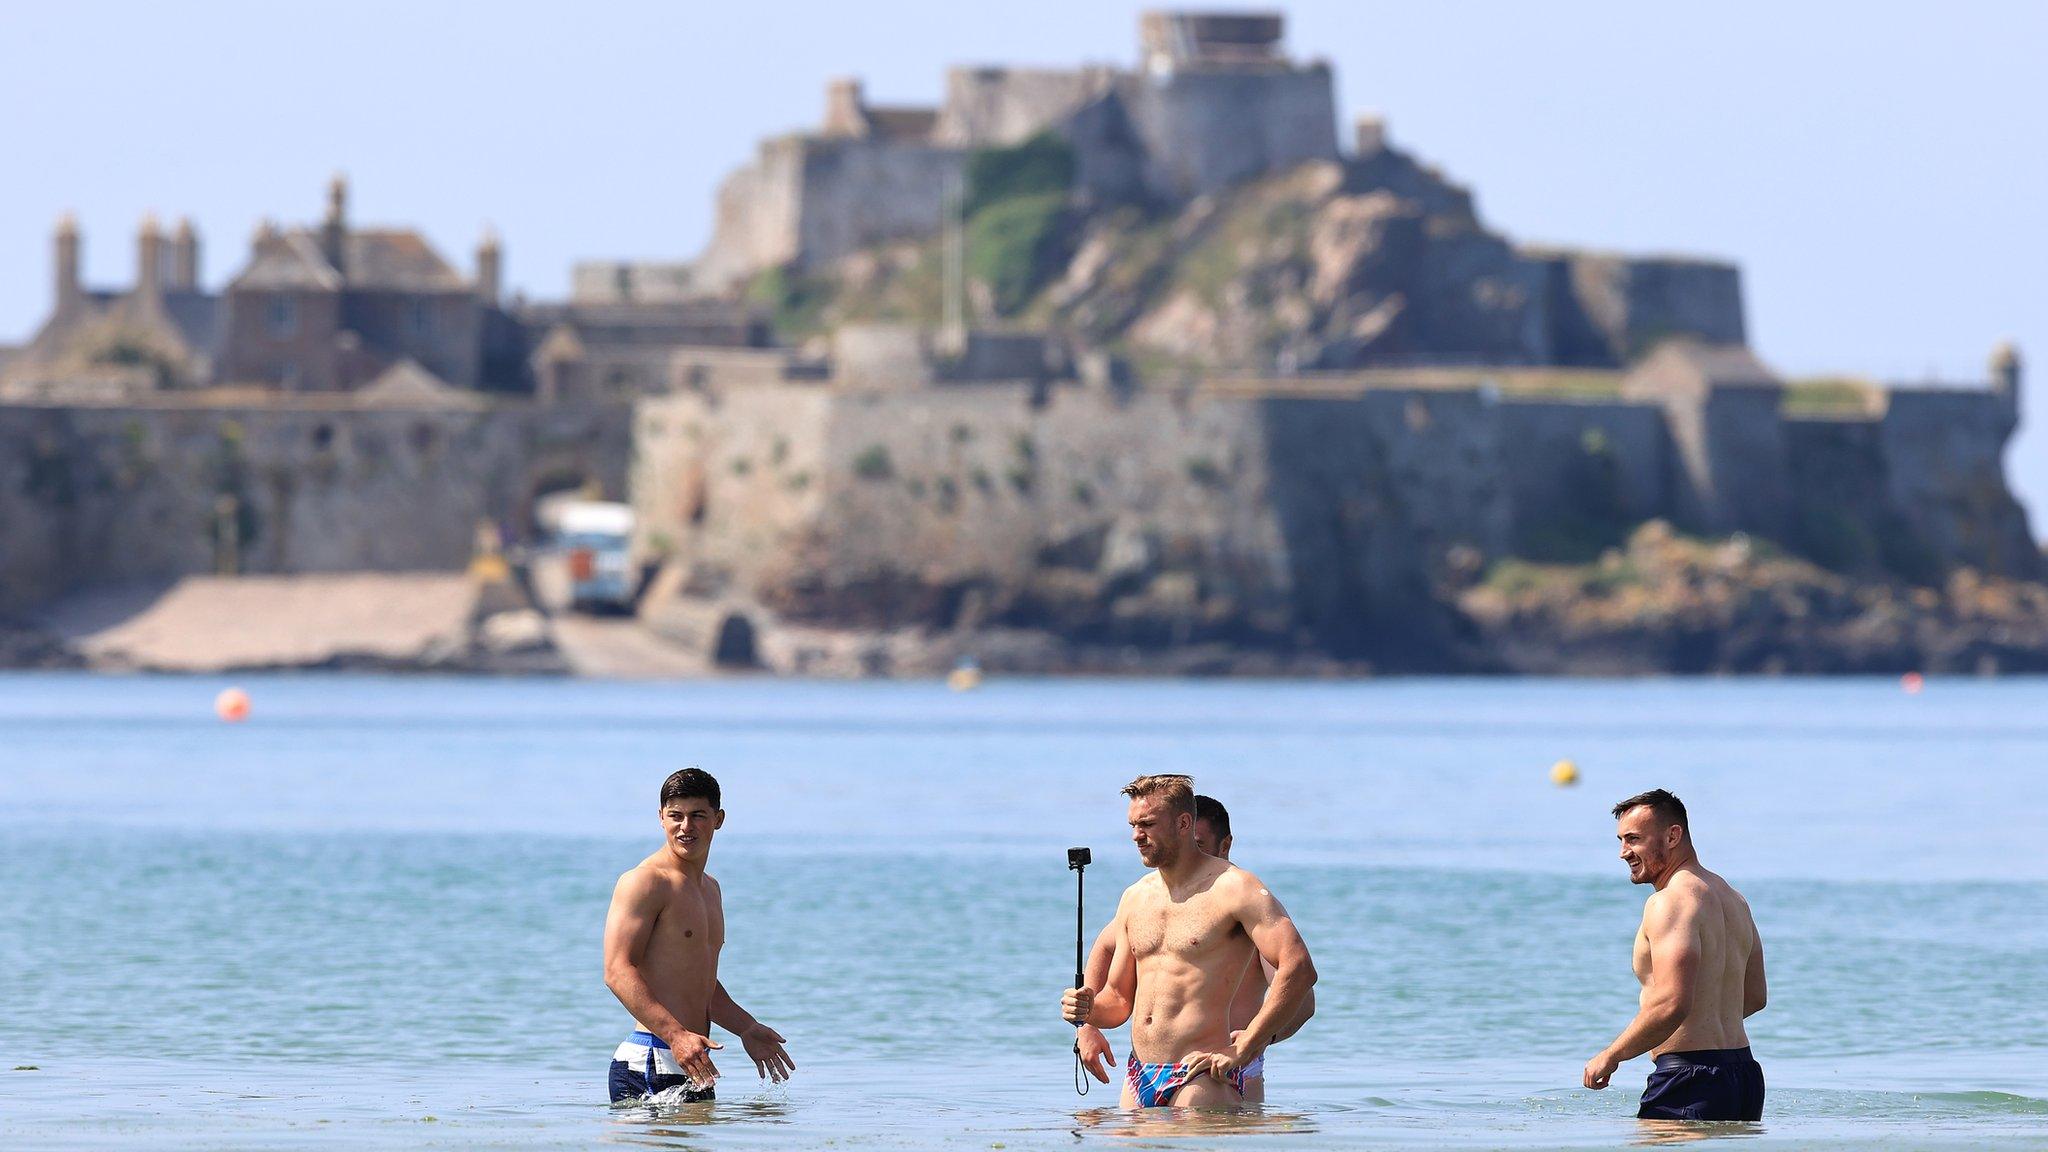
{"left": 1194, "top": 794, "right": 1231, "bottom": 841}
{"left": 1121, "top": 774, "right": 1195, "bottom": 820}
{"left": 1612, "top": 788, "right": 1687, "bottom": 836}
{"left": 659, "top": 768, "right": 721, "bottom": 811}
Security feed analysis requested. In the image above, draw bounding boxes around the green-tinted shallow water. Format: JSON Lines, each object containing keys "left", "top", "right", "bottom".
{"left": 1, "top": 674, "right": 2044, "bottom": 1149}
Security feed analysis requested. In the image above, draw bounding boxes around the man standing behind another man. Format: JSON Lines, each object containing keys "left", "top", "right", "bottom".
{"left": 1063, "top": 775, "right": 1317, "bottom": 1109}
{"left": 1585, "top": 789, "right": 1767, "bottom": 1121}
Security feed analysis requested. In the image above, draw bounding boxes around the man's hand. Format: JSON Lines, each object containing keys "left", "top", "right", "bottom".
{"left": 1583, "top": 1048, "right": 1620, "bottom": 1090}
{"left": 1076, "top": 1024, "right": 1114, "bottom": 1084}
{"left": 1183, "top": 1048, "right": 1243, "bottom": 1085}
{"left": 738, "top": 1023, "right": 795, "bottom": 1083}
{"left": 1061, "top": 986, "right": 1095, "bottom": 1024}
{"left": 670, "top": 1030, "right": 722, "bottom": 1085}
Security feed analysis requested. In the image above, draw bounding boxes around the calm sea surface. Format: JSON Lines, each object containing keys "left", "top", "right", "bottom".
{"left": 1, "top": 673, "right": 2044, "bottom": 1149}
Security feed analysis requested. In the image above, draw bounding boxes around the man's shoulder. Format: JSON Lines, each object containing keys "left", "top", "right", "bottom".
{"left": 1646, "top": 872, "right": 1713, "bottom": 918}
{"left": 1213, "top": 861, "right": 1269, "bottom": 898}
{"left": 1121, "top": 872, "right": 1163, "bottom": 900}
{"left": 616, "top": 853, "right": 678, "bottom": 895}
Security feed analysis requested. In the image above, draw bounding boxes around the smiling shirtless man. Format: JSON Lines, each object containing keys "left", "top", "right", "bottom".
{"left": 1584, "top": 789, "right": 1767, "bottom": 1121}
{"left": 602, "top": 768, "right": 795, "bottom": 1103}
{"left": 1062, "top": 775, "right": 1316, "bottom": 1109}
{"left": 1074, "top": 794, "right": 1315, "bottom": 1103}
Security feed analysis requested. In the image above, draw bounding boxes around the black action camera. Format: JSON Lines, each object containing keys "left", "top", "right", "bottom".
{"left": 1068, "top": 846, "right": 1091, "bottom": 870}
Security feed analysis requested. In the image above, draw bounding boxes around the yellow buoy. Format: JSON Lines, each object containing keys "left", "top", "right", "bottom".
{"left": 947, "top": 664, "right": 983, "bottom": 692}
{"left": 1549, "top": 759, "right": 1580, "bottom": 787}
{"left": 215, "top": 687, "right": 251, "bottom": 723}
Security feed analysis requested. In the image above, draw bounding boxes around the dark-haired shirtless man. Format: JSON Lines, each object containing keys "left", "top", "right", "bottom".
{"left": 602, "top": 768, "right": 795, "bottom": 1102}
{"left": 1584, "top": 789, "right": 1767, "bottom": 1121}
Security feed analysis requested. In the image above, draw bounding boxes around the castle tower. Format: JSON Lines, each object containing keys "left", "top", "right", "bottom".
{"left": 54, "top": 212, "right": 81, "bottom": 312}
{"left": 475, "top": 225, "right": 501, "bottom": 305}
{"left": 1354, "top": 114, "right": 1387, "bottom": 159}
{"left": 1991, "top": 341, "right": 2022, "bottom": 417}
{"left": 321, "top": 173, "right": 349, "bottom": 275}
{"left": 136, "top": 212, "right": 164, "bottom": 308}
{"left": 171, "top": 217, "right": 200, "bottom": 290}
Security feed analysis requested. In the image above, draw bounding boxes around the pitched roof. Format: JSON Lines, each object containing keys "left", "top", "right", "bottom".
{"left": 229, "top": 228, "right": 467, "bottom": 293}
{"left": 355, "top": 357, "right": 484, "bottom": 408}
{"left": 344, "top": 229, "right": 468, "bottom": 292}
{"left": 233, "top": 231, "right": 344, "bottom": 290}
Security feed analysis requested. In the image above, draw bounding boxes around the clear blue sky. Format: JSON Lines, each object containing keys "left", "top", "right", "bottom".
{"left": 5, "top": 1, "right": 2043, "bottom": 535}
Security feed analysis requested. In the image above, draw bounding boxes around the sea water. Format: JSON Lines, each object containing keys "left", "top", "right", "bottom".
{"left": 1, "top": 674, "right": 2043, "bottom": 1149}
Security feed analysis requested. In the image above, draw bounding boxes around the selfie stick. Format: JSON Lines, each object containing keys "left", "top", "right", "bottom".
{"left": 1068, "top": 846, "right": 1092, "bottom": 1095}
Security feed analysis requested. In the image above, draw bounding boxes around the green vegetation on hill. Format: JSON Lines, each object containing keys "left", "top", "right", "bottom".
{"left": 963, "top": 134, "right": 1077, "bottom": 316}
{"left": 962, "top": 132, "right": 1073, "bottom": 217}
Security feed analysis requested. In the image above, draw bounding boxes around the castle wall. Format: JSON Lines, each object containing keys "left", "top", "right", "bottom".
{"left": 1546, "top": 253, "right": 1747, "bottom": 365}
{"left": 792, "top": 139, "right": 965, "bottom": 273}
{"left": 1495, "top": 399, "right": 1671, "bottom": 557}
{"left": 934, "top": 67, "right": 1105, "bottom": 146}
{"left": 1878, "top": 389, "right": 2041, "bottom": 578}
{"left": 1118, "top": 66, "right": 1339, "bottom": 200}
{"left": 0, "top": 400, "right": 630, "bottom": 613}
{"left": 692, "top": 138, "right": 810, "bottom": 289}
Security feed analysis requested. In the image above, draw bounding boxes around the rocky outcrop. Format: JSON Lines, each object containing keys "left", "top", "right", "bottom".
{"left": 1457, "top": 522, "right": 2048, "bottom": 675}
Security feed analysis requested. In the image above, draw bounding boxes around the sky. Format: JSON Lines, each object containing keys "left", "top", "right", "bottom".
{"left": 4, "top": 1, "right": 2043, "bottom": 533}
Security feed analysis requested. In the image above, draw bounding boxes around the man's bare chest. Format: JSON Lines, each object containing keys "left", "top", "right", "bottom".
{"left": 1127, "top": 895, "right": 1241, "bottom": 962}
{"left": 652, "top": 889, "right": 725, "bottom": 954}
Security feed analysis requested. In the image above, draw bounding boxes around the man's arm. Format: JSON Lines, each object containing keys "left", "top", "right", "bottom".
{"left": 712, "top": 981, "right": 796, "bottom": 1082}
{"left": 1259, "top": 955, "right": 1317, "bottom": 1042}
{"left": 1089, "top": 921, "right": 1137, "bottom": 1028}
{"left": 1742, "top": 920, "right": 1767, "bottom": 1018}
{"left": 1207, "top": 873, "right": 1316, "bottom": 1074}
{"left": 601, "top": 869, "right": 722, "bottom": 1083}
{"left": 1584, "top": 893, "right": 1699, "bottom": 1090}
{"left": 1063, "top": 892, "right": 1137, "bottom": 1028}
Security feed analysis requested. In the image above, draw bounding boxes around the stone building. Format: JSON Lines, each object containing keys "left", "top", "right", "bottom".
{"left": 7, "top": 177, "right": 773, "bottom": 403}
{"left": 1, "top": 213, "right": 218, "bottom": 399}
{"left": 216, "top": 176, "right": 486, "bottom": 392}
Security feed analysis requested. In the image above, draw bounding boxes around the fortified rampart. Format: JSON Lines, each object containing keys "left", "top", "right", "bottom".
{"left": 0, "top": 397, "right": 629, "bottom": 614}
{"left": 628, "top": 341, "right": 2035, "bottom": 667}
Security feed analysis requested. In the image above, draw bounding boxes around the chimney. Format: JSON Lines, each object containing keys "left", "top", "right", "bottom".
{"left": 476, "top": 225, "right": 502, "bottom": 305}
{"left": 823, "top": 77, "right": 869, "bottom": 137}
{"left": 54, "top": 212, "right": 81, "bottom": 311}
{"left": 136, "top": 212, "right": 164, "bottom": 308}
{"left": 172, "top": 217, "right": 200, "bottom": 290}
{"left": 321, "top": 173, "right": 348, "bottom": 276}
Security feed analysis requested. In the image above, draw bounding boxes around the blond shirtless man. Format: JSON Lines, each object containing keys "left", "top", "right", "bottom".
{"left": 1061, "top": 775, "right": 1316, "bottom": 1109}
{"left": 602, "top": 768, "right": 795, "bottom": 1102}
{"left": 1584, "top": 789, "right": 1767, "bottom": 1121}
{"left": 1074, "top": 794, "right": 1315, "bottom": 1103}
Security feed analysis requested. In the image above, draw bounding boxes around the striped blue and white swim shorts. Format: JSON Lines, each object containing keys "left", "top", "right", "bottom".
{"left": 608, "top": 1030, "right": 715, "bottom": 1103}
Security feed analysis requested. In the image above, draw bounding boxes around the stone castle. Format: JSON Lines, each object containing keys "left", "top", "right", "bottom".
{"left": 0, "top": 11, "right": 2037, "bottom": 673}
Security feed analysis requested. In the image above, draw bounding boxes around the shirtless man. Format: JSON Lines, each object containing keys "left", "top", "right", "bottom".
{"left": 1584, "top": 789, "right": 1767, "bottom": 1121}
{"left": 1061, "top": 775, "right": 1316, "bottom": 1109}
{"left": 602, "top": 768, "right": 795, "bottom": 1102}
{"left": 1074, "top": 794, "right": 1315, "bottom": 1102}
